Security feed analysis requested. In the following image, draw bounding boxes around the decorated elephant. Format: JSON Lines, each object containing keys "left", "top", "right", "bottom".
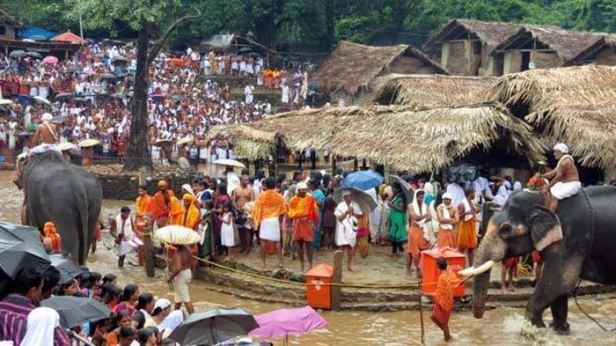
{"left": 460, "top": 187, "right": 616, "bottom": 333}
{"left": 22, "top": 150, "right": 103, "bottom": 265}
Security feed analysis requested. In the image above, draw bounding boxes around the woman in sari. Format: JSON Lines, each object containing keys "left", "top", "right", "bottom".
{"left": 387, "top": 182, "right": 408, "bottom": 256}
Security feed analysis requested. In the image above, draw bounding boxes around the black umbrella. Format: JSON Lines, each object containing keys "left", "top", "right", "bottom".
{"left": 49, "top": 254, "right": 87, "bottom": 284}
{"left": 54, "top": 93, "right": 74, "bottom": 101}
{"left": 390, "top": 175, "right": 414, "bottom": 204}
{"left": 169, "top": 307, "right": 258, "bottom": 346}
{"left": 9, "top": 50, "right": 26, "bottom": 59}
{"left": 0, "top": 222, "right": 49, "bottom": 279}
{"left": 25, "top": 51, "right": 42, "bottom": 59}
{"left": 41, "top": 296, "right": 111, "bottom": 328}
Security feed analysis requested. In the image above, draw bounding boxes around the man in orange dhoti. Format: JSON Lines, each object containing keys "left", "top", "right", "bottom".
{"left": 457, "top": 189, "right": 480, "bottom": 266}
{"left": 431, "top": 257, "right": 459, "bottom": 342}
{"left": 136, "top": 185, "right": 152, "bottom": 226}
{"left": 287, "top": 182, "right": 319, "bottom": 271}
{"left": 437, "top": 193, "right": 459, "bottom": 249}
{"left": 407, "top": 190, "right": 430, "bottom": 278}
{"left": 252, "top": 177, "right": 287, "bottom": 268}
{"left": 43, "top": 222, "right": 61, "bottom": 253}
{"left": 147, "top": 180, "right": 175, "bottom": 228}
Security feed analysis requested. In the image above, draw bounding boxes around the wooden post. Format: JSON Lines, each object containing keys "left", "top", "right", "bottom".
{"left": 143, "top": 214, "right": 155, "bottom": 278}
{"left": 353, "top": 158, "right": 358, "bottom": 171}
{"left": 311, "top": 150, "right": 316, "bottom": 170}
{"left": 331, "top": 251, "right": 343, "bottom": 311}
{"left": 332, "top": 156, "right": 337, "bottom": 174}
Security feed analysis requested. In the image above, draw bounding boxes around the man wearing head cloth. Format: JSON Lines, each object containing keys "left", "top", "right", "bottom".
{"left": 436, "top": 193, "right": 460, "bottom": 249}
{"left": 287, "top": 182, "right": 319, "bottom": 271}
{"left": 540, "top": 143, "right": 581, "bottom": 212}
{"left": 147, "top": 180, "right": 175, "bottom": 228}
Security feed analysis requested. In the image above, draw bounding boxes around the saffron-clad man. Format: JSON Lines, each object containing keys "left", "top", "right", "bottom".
{"left": 287, "top": 182, "right": 319, "bottom": 271}
{"left": 252, "top": 177, "right": 287, "bottom": 268}
{"left": 148, "top": 180, "right": 175, "bottom": 228}
{"left": 431, "top": 257, "right": 459, "bottom": 342}
{"left": 136, "top": 185, "right": 152, "bottom": 226}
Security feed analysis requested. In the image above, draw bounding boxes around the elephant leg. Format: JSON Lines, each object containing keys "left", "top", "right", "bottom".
{"left": 526, "top": 254, "right": 581, "bottom": 329}
{"left": 549, "top": 294, "right": 570, "bottom": 334}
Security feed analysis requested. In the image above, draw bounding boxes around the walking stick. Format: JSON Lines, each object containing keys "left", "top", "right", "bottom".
{"left": 419, "top": 277, "right": 426, "bottom": 346}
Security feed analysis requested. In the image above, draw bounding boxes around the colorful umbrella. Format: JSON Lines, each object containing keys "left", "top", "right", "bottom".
{"left": 341, "top": 170, "right": 383, "bottom": 190}
{"left": 43, "top": 56, "right": 59, "bottom": 65}
{"left": 249, "top": 306, "right": 327, "bottom": 346}
{"left": 168, "top": 307, "right": 258, "bottom": 346}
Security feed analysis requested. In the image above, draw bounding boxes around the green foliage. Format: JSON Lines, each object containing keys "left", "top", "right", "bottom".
{"left": 5, "top": 0, "right": 616, "bottom": 49}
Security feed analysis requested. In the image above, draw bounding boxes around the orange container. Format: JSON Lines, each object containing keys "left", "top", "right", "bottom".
{"left": 420, "top": 248, "right": 466, "bottom": 298}
{"left": 305, "top": 264, "right": 333, "bottom": 310}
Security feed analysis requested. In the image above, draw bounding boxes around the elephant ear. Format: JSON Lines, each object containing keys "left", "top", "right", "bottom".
{"left": 530, "top": 204, "right": 563, "bottom": 251}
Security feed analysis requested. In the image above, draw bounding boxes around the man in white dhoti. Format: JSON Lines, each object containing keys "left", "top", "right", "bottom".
{"left": 335, "top": 190, "right": 363, "bottom": 272}
{"left": 541, "top": 143, "right": 581, "bottom": 212}
{"left": 110, "top": 206, "right": 142, "bottom": 268}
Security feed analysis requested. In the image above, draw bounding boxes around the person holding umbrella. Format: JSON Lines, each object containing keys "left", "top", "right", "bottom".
{"left": 334, "top": 190, "right": 363, "bottom": 272}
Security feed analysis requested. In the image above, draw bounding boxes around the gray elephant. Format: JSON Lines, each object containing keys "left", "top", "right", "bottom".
{"left": 461, "top": 187, "right": 616, "bottom": 333}
{"left": 22, "top": 150, "right": 103, "bottom": 265}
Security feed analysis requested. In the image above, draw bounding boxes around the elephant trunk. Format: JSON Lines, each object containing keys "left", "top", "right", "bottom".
{"left": 472, "top": 270, "right": 491, "bottom": 318}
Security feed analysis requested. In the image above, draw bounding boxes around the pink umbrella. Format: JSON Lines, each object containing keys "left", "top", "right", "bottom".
{"left": 43, "top": 56, "right": 58, "bottom": 65}
{"left": 249, "top": 306, "right": 327, "bottom": 345}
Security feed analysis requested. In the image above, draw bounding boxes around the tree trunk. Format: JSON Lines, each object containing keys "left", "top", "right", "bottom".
{"left": 123, "top": 24, "right": 152, "bottom": 172}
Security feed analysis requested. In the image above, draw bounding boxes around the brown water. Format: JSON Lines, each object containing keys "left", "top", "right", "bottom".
{"left": 2, "top": 171, "right": 616, "bottom": 345}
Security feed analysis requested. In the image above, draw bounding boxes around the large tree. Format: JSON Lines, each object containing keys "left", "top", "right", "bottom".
{"left": 71, "top": 0, "right": 201, "bottom": 171}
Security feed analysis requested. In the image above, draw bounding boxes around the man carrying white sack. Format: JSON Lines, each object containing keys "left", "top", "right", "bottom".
{"left": 540, "top": 143, "right": 581, "bottom": 213}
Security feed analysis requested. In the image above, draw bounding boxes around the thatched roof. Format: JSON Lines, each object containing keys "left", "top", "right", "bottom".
{"left": 0, "top": 8, "right": 21, "bottom": 27}
{"left": 427, "top": 19, "right": 523, "bottom": 51}
{"left": 494, "top": 26, "right": 605, "bottom": 61}
{"left": 207, "top": 103, "right": 545, "bottom": 173}
{"left": 311, "top": 41, "right": 448, "bottom": 96}
{"left": 563, "top": 36, "right": 616, "bottom": 66}
{"left": 488, "top": 65, "right": 616, "bottom": 169}
{"left": 371, "top": 74, "right": 495, "bottom": 109}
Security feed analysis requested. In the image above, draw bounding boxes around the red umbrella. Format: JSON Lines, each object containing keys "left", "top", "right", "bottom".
{"left": 168, "top": 58, "right": 184, "bottom": 67}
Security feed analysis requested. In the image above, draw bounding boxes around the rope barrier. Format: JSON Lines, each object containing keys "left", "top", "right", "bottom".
{"left": 141, "top": 232, "right": 455, "bottom": 289}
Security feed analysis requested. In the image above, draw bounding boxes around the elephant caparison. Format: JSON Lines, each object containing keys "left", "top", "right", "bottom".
{"left": 22, "top": 150, "right": 103, "bottom": 265}
{"left": 462, "top": 187, "right": 616, "bottom": 333}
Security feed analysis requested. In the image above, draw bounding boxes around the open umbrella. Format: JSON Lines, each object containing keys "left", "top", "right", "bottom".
{"left": 168, "top": 307, "right": 258, "bottom": 346}
{"left": 214, "top": 158, "right": 246, "bottom": 168}
{"left": 0, "top": 99, "right": 13, "bottom": 106}
{"left": 33, "top": 96, "right": 52, "bottom": 106}
{"left": 0, "top": 222, "right": 50, "bottom": 280}
{"left": 155, "top": 225, "right": 200, "bottom": 245}
{"left": 49, "top": 254, "right": 87, "bottom": 284}
{"left": 332, "top": 187, "right": 378, "bottom": 214}
{"left": 25, "top": 51, "right": 42, "bottom": 59}
{"left": 249, "top": 306, "right": 327, "bottom": 346}
{"left": 9, "top": 50, "right": 26, "bottom": 59}
{"left": 389, "top": 175, "right": 414, "bottom": 204}
{"left": 154, "top": 138, "right": 173, "bottom": 147}
{"left": 78, "top": 139, "right": 101, "bottom": 148}
{"left": 41, "top": 296, "right": 111, "bottom": 328}
{"left": 54, "top": 92, "right": 73, "bottom": 101}
{"left": 99, "top": 73, "right": 116, "bottom": 81}
{"left": 168, "top": 58, "right": 184, "bottom": 67}
{"left": 111, "top": 56, "right": 128, "bottom": 64}
{"left": 341, "top": 171, "right": 383, "bottom": 190}
{"left": 44, "top": 56, "right": 59, "bottom": 65}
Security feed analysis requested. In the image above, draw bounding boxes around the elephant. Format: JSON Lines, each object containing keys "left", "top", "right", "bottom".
{"left": 22, "top": 150, "right": 103, "bottom": 265}
{"left": 460, "top": 187, "right": 616, "bottom": 333}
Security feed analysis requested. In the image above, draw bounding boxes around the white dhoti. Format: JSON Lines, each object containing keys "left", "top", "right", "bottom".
{"left": 28, "top": 144, "right": 61, "bottom": 156}
{"left": 173, "top": 269, "right": 192, "bottom": 303}
{"left": 116, "top": 236, "right": 143, "bottom": 256}
{"left": 550, "top": 181, "right": 582, "bottom": 200}
{"left": 259, "top": 217, "right": 281, "bottom": 242}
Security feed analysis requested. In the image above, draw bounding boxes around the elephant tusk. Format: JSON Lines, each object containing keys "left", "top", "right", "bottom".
{"left": 458, "top": 266, "right": 476, "bottom": 277}
{"left": 458, "top": 260, "right": 495, "bottom": 277}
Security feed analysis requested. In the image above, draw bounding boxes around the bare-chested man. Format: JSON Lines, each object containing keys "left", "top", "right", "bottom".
{"left": 32, "top": 113, "right": 59, "bottom": 146}
{"left": 166, "top": 244, "right": 194, "bottom": 314}
{"left": 232, "top": 176, "right": 255, "bottom": 254}
{"left": 540, "top": 143, "right": 581, "bottom": 212}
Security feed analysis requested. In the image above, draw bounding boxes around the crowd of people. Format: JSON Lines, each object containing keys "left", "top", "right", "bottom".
{"left": 0, "top": 41, "right": 315, "bottom": 163}
{"left": 0, "top": 264, "right": 186, "bottom": 345}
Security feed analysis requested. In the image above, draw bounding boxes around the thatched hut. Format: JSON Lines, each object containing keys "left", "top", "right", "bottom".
{"left": 488, "top": 65, "right": 616, "bottom": 181}
{"left": 311, "top": 41, "right": 448, "bottom": 105}
{"left": 563, "top": 36, "right": 616, "bottom": 67}
{"left": 0, "top": 8, "right": 22, "bottom": 40}
{"left": 493, "top": 26, "right": 605, "bottom": 74}
{"left": 427, "top": 19, "right": 523, "bottom": 76}
{"left": 371, "top": 74, "right": 495, "bottom": 109}
{"left": 207, "top": 103, "right": 545, "bottom": 174}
